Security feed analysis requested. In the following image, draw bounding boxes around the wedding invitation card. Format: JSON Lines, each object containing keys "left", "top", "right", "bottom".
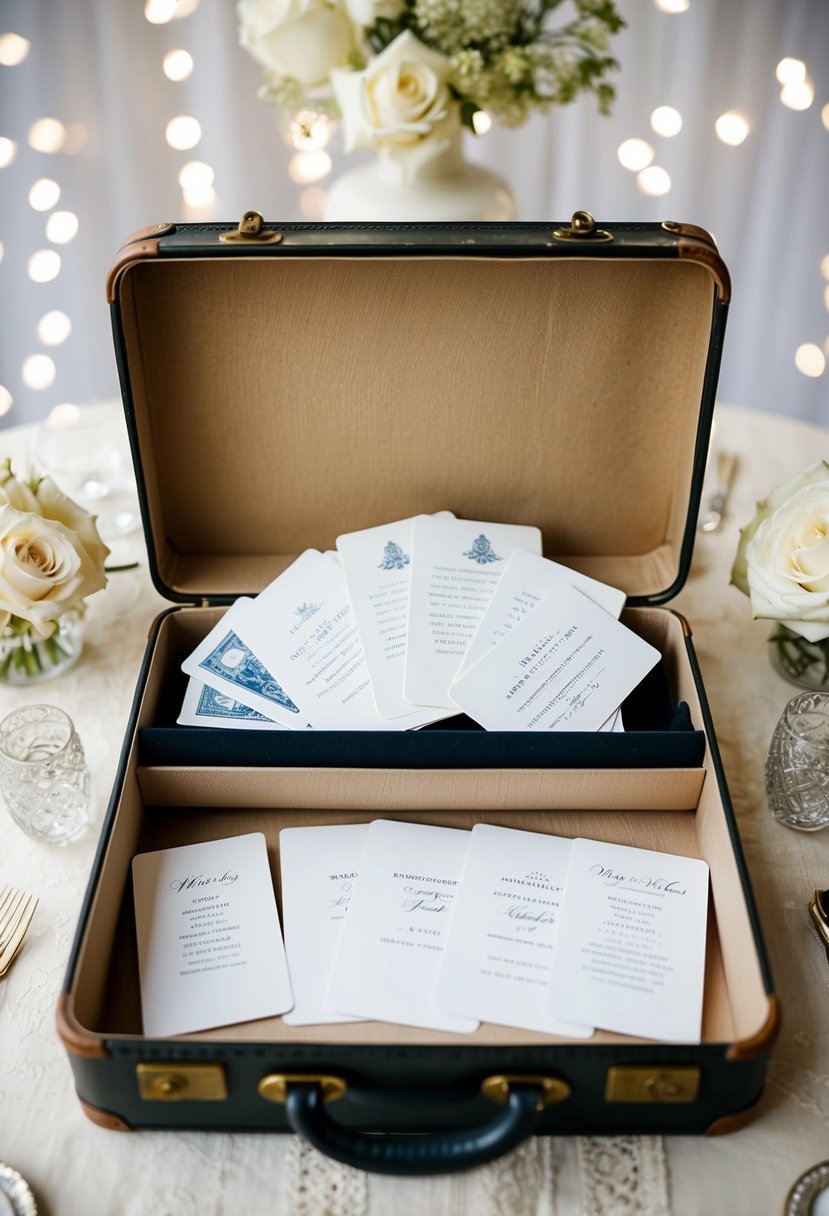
{"left": 280, "top": 823, "right": 368, "bottom": 1026}
{"left": 454, "top": 550, "right": 626, "bottom": 681}
{"left": 547, "top": 838, "right": 709, "bottom": 1043}
{"left": 449, "top": 584, "right": 660, "bottom": 731}
{"left": 181, "top": 597, "right": 308, "bottom": 727}
{"left": 435, "top": 824, "right": 594, "bottom": 1037}
{"left": 178, "top": 676, "right": 286, "bottom": 730}
{"left": 132, "top": 833, "right": 293, "bottom": 1037}
{"left": 336, "top": 512, "right": 454, "bottom": 724}
{"left": 404, "top": 515, "right": 542, "bottom": 708}
{"left": 326, "top": 819, "right": 478, "bottom": 1032}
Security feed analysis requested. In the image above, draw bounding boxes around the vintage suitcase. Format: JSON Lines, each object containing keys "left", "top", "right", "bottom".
{"left": 57, "top": 214, "right": 779, "bottom": 1175}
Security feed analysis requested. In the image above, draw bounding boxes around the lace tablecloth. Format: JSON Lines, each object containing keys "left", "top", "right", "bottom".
{"left": 1, "top": 403, "right": 828, "bottom": 1216}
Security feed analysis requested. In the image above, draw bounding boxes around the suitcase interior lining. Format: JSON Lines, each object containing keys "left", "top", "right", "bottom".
{"left": 118, "top": 255, "right": 713, "bottom": 603}
{"left": 66, "top": 605, "right": 772, "bottom": 1051}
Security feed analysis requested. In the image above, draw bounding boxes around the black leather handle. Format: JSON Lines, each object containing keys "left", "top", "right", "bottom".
{"left": 283, "top": 1081, "right": 543, "bottom": 1176}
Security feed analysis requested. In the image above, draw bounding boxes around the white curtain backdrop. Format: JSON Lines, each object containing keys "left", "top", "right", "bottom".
{"left": 0, "top": 0, "right": 827, "bottom": 429}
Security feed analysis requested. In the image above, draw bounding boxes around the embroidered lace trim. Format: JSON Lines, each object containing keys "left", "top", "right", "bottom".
{"left": 579, "top": 1135, "right": 671, "bottom": 1216}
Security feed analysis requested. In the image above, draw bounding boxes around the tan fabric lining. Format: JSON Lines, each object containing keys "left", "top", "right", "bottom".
{"left": 118, "top": 256, "right": 713, "bottom": 600}
{"left": 136, "top": 766, "right": 705, "bottom": 812}
{"left": 65, "top": 601, "right": 771, "bottom": 1049}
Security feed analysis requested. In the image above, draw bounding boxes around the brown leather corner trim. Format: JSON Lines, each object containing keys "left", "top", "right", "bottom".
{"left": 725, "top": 995, "right": 781, "bottom": 1061}
{"left": 106, "top": 239, "right": 160, "bottom": 304}
{"left": 119, "top": 222, "right": 175, "bottom": 249}
{"left": 78, "top": 1096, "right": 133, "bottom": 1132}
{"left": 670, "top": 608, "right": 693, "bottom": 639}
{"left": 704, "top": 1098, "right": 762, "bottom": 1136}
{"left": 664, "top": 221, "right": 717, "bottom": 247}
{"left": 677, "top": 238, "right": 731, "bottom": 304}
{"left": 56, "top": 993, "right": 110, "bottom": 1060}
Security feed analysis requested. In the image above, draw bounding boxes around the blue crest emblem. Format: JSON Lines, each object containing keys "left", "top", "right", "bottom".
{"left": 295, "top": 601, "right": 322, "bottom": 623}
{"left": 463, "top": 534, "right": 502, "bottom": 565}
{"left": 378, "top": 540, "right": 410, "bottom": 571}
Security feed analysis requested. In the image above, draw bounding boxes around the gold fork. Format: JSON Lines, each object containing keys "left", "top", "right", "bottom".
{"left": 0, "top": 884, "right": 38, "bottom": 977}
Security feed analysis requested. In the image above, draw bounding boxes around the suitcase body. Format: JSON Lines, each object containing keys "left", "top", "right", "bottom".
{"left": 58, "top": 218, "right": 778, "bottom": 1173}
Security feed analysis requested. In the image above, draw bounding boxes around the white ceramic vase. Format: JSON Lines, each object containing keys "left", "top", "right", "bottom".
{"left": 324, "top": 131, "right": 516, "bottom": 222}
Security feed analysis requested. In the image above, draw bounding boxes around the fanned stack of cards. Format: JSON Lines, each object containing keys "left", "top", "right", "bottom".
{"left": 179, "top": 512, "right": 660, "bottom": 732}
{"left": 279, "top": 819, "right": 710, "bottom": 1044}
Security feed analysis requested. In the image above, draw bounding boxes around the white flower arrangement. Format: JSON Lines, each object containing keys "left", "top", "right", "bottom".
{"left": 238, "top": 0, "right": 624, "bottom": 144}
{"left": 0, "top": 461, "right": 109, "bottom": 678}
{"left": 732, "top": 461, "right": 829, "bottom": 683}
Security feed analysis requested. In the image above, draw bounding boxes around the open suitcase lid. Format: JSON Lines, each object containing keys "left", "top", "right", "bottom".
{"left": 108, "top": 215, "right": 729, "bottom": 607}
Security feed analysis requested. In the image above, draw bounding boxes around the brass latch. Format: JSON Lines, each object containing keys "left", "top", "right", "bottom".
{"left": 605, "top": 1065, "right": 700, "bottom": 1104}
{"left": 219, "top": 209, "right": 283, "bottom": 244}
{"left": 136, "top": 1062, "right": 227, "bottom": 1101}
{"left": 481, "top": 1074, "right": 572, "bottom": 1111}
{"left": 552, "top": 210, "right": 613, "bottom": 242}
{"left": 258, "top": 1073, "right": 348, "bottom": 1104}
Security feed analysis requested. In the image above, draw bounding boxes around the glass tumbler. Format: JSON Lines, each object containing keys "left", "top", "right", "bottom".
{"left": 765, "top": 691, "right": 829, "bottom": 831}
{"left": 0, "top": 705, "right": 90, "bottom": 844}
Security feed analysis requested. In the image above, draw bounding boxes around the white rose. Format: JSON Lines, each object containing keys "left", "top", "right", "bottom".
{"left": 332, "top": 30, "right": 454, "bottom": 151}
{"left": 0, "top": 465, "right": 39, "bottom": 514}
{"left": 731, "top": 461, "right": 829, "bottom": 642}
{"left": 237, "top": 0, "right": 355, "bottom": 86}
{"left": 0, "top": 475, "right": 109, "bottom": 637}
{"left": 343, "top": 0, "right": 405, "bottom": 26}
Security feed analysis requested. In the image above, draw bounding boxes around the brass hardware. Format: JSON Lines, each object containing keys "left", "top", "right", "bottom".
{"left": 136, "top": 1062, "right": 227, "bottom": 1102}
{"left": 155, "top": 222, "right": 175, "bottom": 234}
{"left": 219, "top": 210, "right": 283, "bottom": 244}
{"left": 258, "top": 1073, "right": 348, "bottom": 1105}
{"left": 552, "top": 210, "right": 613, "bottom": 243}
{"left": 481, "top": 1074, "right": 571, "bottom": 1111}
{"left": 605, "top": 1065, "right": 700, "bottom": 1104}
{"left": 661, "top": 220, "right": 681, "bottom": 233}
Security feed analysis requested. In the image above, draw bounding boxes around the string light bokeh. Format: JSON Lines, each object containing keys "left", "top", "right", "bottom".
{"left": 0, "top": 0, "right": 827, "bottom": 429}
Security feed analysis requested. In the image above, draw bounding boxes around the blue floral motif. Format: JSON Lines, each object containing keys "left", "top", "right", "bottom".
{"left": 463, "top": 533, "right": 503, "bottom": 565}
{"left": 294, "top": 601, "right": 322, "bottom": 623}
{"left": 377, "top": 540, "right": 410, "bottom": 571}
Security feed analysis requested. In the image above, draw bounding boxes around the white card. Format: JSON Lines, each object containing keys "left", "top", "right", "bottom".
{"left": 178, "top": 677, "right": 286, "bottom": 730}
{"left": 132, "top": 833, "right": 293, "bottom": 1037}
{"left": 455, "top": 550, "right": 626, "bottom": 681}
{"left": 280, "top": 824, "right": 368, "bottom": 1026}
{"left": 404, "top": 516, "right": 542, "bottom": 708}
{"left": 336, "top": 512, "right": 456, "bottom": 724}
{"left": 236, "top": 550, "right": 428, "bottom": 731}
{"left": 435, "top": 825, "right": 594, "bottom": 1037}
{"left": 181, "top": 598, "right": 309, "bottom": 728}
{"left": 547, "top": 838, "right": 709, "bottom": 1043}
{"left": 327, "top": 819, "right": 478, "bottom": 1032}
{"left": 449, "top": 584, "right": 660, "bottom": 731}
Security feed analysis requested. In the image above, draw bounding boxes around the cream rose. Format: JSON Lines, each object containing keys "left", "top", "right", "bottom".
{"left": 237, "top": 0, "right": 355, "bottom": 87}
{"left": 343, "top": 0, "right": 404, "bottom": 26}
{"left": 731, "top": 461, "right": 829, "bottom": 642}
{"left": 332, "top": 30, "right": 454, "bottom": 151}
{"left": 0, "top": 474, "right": 109, "bottom": 637}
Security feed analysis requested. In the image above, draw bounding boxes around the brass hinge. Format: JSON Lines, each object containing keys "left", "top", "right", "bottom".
{"left": 552, "top": 210, "right": 613, "bottom": 243}
{"left": 136, "top": 1062, "right": 227, "bottom": 1101}
{"left": 220, "top": 209, "right": 283, "bottom": 244}
{"left": 605, "top": 1065, "right": 700, "bottom": 1103}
